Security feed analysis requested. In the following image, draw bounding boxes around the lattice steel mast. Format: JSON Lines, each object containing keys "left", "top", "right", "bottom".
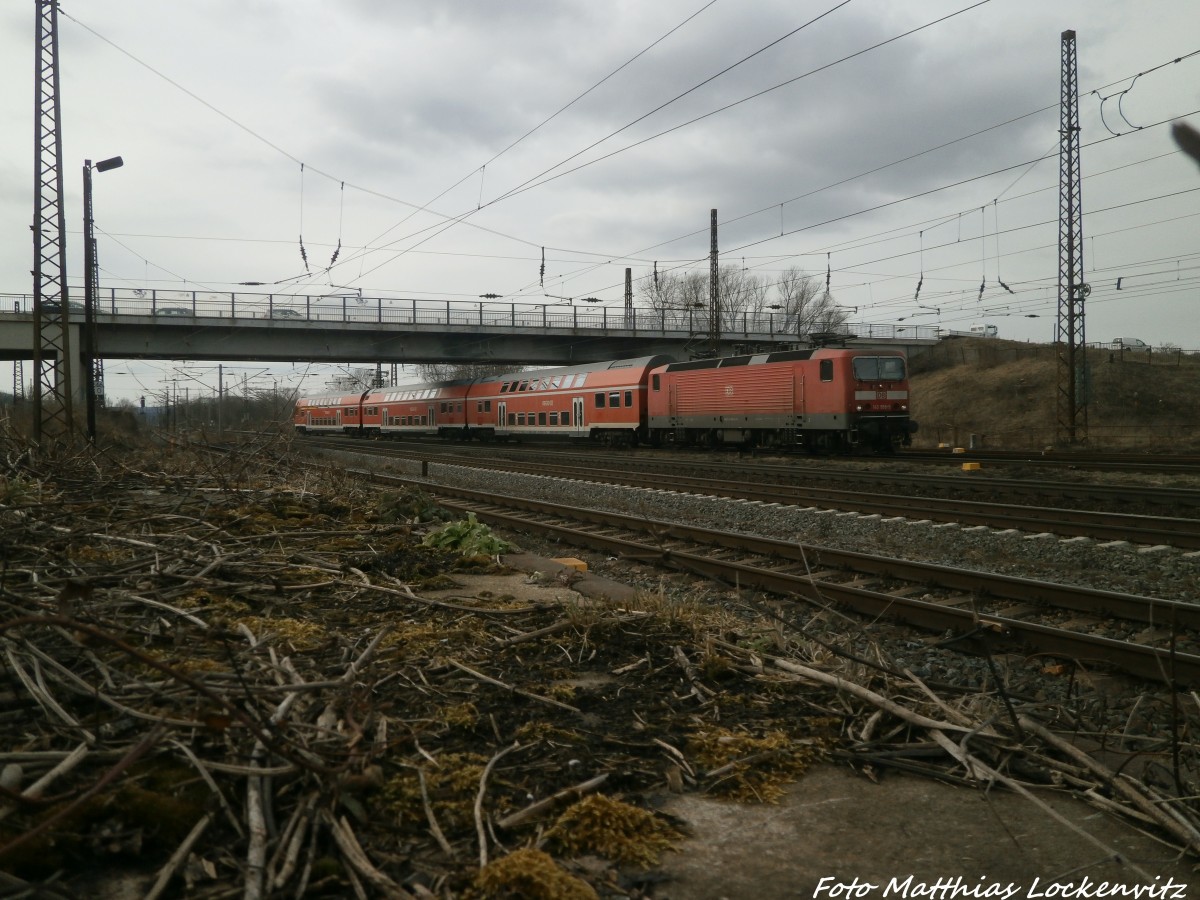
{"left": 32, "top": 0, "right": 74, "bottom": 444}
{"left": 1055, "top": 29, "right": 1089, "bottom": 444}
{"left": 709, "top": 209, "right": 719, "bottom": 356}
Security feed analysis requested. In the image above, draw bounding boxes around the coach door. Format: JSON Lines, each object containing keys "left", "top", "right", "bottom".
{"left": 497, "top": 401, "right": 506, "bottom": 429}
{"left": 572, "top": 397, "right": 584, "bottom": 434}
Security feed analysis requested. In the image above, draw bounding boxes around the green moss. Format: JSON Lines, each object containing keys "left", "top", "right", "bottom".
{"left": 546, "top": 794, "right": 679, "bottom": 867}
{"left": 472, "top": 848, "right": 598, "bottom": 900}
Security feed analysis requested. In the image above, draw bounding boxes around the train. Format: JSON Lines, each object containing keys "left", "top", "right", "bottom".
{"left": 293, "top": 347, "right": 916, "bottom": 453}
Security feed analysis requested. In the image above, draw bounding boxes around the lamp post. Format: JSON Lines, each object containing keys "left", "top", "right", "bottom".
{"left": 82, "top": 155, "right": 124, "bottom": 442}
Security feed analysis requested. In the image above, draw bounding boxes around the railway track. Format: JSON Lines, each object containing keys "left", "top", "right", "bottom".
{"left": 305, "top": 436, "right": 1200, "bottom": 514}
{"left": 325, "top": 458, "right": 1200, "bottom": 685}
{"left": 301, "top": 438, "right": 1200, "bottom": 549}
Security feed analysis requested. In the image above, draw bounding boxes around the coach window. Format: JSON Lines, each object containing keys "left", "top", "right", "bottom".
{"left": 538, "top": 412, "right": 547, "bottom": 425}
{"left": 517, "top": 413, "right": 526, "bottom": 425}
{"left": 609, "top": 391, "right": 620, "bottom": 408}
{"left": 518, "top": 381, "right": 529, "bottom": 392}
{"left": 508, "top": 413, "right": 516, "bottom": 425}
{"left": 561, "top": 410, "right": 570, "bottom": 426}
{"left": 483, "top": 400, "right": 492, "bottom": 412}
{"left": 624, "top": 390, "right": 633, "bottom": 407}
{"left": 477, "top": 401, "right": 484, "bottom": 412}
{"left": 549, "top": 412, "right": 559, "bottom": 425}
{"left": 499, "top": 383, "right": 509, "bottom": 393}
{"left": 594, "top": 392, "right": 605, "bottom": 408}
{"left": 820, "top": 360, "right": 833, "bottom": 382}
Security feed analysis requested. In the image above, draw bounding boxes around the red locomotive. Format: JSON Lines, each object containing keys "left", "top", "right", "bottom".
{"left": 294, "top": 347, "right": 915, "bottom": 452}
{"left": 646, "top": 348, "right": 913, "bottom": 452}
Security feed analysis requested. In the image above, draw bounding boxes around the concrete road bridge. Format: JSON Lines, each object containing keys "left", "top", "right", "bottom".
{"left": 0, "top": 288, "right": 939, "bottom": 391}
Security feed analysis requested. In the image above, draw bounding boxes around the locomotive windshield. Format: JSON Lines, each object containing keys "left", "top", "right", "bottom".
{"left": 852, "top": 356, "right": 905, "bottom": 381}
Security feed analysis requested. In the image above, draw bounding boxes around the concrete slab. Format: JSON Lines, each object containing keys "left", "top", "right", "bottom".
{"left": 656, "top": 765, "right": 1195, "bottom": 899}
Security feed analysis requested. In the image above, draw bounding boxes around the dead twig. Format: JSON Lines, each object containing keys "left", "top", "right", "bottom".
{"left": 325, "top": 811, "right": 415, "bottom": 899}
{"left": 475, "top": 741, "right": 521, "bottom": 869}
{"left": 143, "top": 813, "right": 213, "bottom": 900}
{"left": 447, "top": 659, "right": 581, "bottom": 714}
{"left": 497, "top": 772, "right": 611, "bottom": 829}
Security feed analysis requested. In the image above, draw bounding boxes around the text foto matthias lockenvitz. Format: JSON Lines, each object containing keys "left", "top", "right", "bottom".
{"left": 813, "top": 876, "right": 1190, "bottom": 900}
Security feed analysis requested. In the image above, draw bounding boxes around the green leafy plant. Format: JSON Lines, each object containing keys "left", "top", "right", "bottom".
{"left": 421, "top": 513, "right": 510, "bottom": 556}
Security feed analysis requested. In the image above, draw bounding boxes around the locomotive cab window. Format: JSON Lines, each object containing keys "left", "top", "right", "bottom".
{"left": 819, "top": 360, "right": 833, "bottom": 382}
{"left": 652, "top": 375, "right": 660, "bottom": 391}
{"left": 853, "top": 357, "right": 906, "bottom": 381}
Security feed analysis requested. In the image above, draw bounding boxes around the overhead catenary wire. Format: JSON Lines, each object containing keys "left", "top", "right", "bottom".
{"left": 994, "top": 201, "right": 1013, "bottom": 294}
{"left": 329, "top": 182, "right": 344, "bottom": 269}
{"left": 298, "top": 164, "right": 310, "bottom": 275}
{"left": 914, "top": 232, "right": 924, "bottom": 300}
{"left": 51, "top": 2, "right": 1195, "bottom": 331}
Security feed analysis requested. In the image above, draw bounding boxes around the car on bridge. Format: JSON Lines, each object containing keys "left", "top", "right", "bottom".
{"left": 270, "top": 308, "right": 304, "bottom": 319}
{"left": 40, "top": 300, "right": 87, "bottom": 314}
{"left": 153, "top": 307, "right": 192, "bottom": 317}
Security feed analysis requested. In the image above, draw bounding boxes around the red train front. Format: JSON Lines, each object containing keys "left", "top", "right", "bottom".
{"left": 646, "top": 348, "right": 915, "bottom": 452}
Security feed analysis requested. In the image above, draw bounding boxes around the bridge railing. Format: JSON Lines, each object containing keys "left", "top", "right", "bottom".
{"left": 0, "top": 289, "right": 941, "bottom": 342}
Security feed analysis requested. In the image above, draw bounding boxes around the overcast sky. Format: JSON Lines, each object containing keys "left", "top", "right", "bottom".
{"left": 1, "top": 0, "right": 1198, "bottom": 404}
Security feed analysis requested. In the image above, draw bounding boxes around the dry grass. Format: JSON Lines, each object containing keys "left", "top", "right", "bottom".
{"left": 910, "top": 338, "right": 1200, "bottom": 450}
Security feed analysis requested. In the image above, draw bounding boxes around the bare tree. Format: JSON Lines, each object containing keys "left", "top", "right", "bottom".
{"left": 637, "top": 268, "right": 681, "bottom": 315}
{"left": 638, "top": 264, "right": 848, "bottom": 337}
{"left": 325, "top": 368, "right": 380, "bottom": 392}
{"left": 415, "top": 362, "right": 516, "bottom": 383}
{"left": 716, "top": 265, "right": 767, "bottom": 330}
{"left": 775, "top": 267, "right": 849, "bottom": 336}
{"left": 636, "top": 269, "right": 708, "bottom": 328}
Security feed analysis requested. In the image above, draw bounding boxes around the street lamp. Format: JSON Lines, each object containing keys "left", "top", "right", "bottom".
{"left": 83, "top": 155, "right": 123, "bottom": 442}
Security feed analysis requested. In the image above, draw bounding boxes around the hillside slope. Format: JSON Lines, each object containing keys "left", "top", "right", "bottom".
{"left": 908, "top": 338, "right": 1200, "bottom": 450}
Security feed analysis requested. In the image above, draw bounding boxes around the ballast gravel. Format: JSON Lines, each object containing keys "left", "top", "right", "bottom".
{"left": 412, "top": 461, "right": 1200, "bottom": 604}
